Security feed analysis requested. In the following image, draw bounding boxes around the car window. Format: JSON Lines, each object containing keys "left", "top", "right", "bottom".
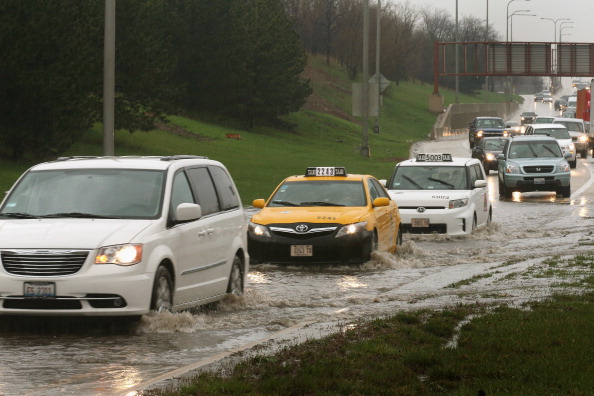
{"left": 185, "top": 167, "right": 221, "bottom": 215}
{"left": 508, "top": 141, "right": 563, "bottom": 159}
{"left": 268, "top": 180, "right": 366, "bottom": 207}
{"left": 534, "top": 128, "right": 570, "bottom": 139}
{"left": 484, "top": 139, "right": 506, "bottom": 150}
{"left": 208, "top": 165, "right": 240, "bottom": 210}
{"left": 555, "top": 121, "right": 583, "bottom": 132}
{"left": 170, "top": 171, "right": 196, "bottom": 219}
{"left": 390, "top": 166, "right": 467, "bottom": 190}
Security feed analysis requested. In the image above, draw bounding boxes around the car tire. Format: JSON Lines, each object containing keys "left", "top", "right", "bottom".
{"left": 570, "top": 159, "right": 577, "bottom": 169}
{"left": 471, "top": 213, "right": 477, "bottom": 232}
{"left": 558, "top": 184, "right": 571, "bottom": 198}
{"left": 151, "top": 265, "right": 173, "bottom": 312}
{"left": 581, "top": 150, "right": 588, "bottom": 159}
{"left": 395, "top": 226, "right": 403, "bottom": 250}
{"left": 363, "top": 231, "right": 379, "bottom": 261}
{"left": 226, "top": 256, "right": 244, "bottom": 297}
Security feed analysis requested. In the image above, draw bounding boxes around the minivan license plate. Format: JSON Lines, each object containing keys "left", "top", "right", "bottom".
{"left": 291, "top": 245, "right": 313, "bottom": 256}
{"left": 24, "top": 282, "right": 56, "bottom": 297}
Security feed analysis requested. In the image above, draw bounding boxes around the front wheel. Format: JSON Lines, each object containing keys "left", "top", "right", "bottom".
{"left": 226, "top": 256, "right": 244, "bottom": 297}
{"left": 557, "top": 184, "right": 571, "bottom": 198}
{"left": 151, "top": 265, "right": 173, "bottom": 312}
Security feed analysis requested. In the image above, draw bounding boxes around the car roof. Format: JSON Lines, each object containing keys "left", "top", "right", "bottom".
{"left": 27, "top": 155, "right": 214, "bottom": 172}
{"left": 527, "top": 123, "right": 567, "bottom": 129}
{"left": 475, "top": 116, "right": 503, "bottom": 120}
{"left": 552, "top": 117, "right": 584, "bottom": 123}
{"left": 510, "top": 135, "right": 557, "bottom": 142}
{"left": 397, "top": 157, "right": 480, "bottom": 167}
{"left": 283, "top": 173, "right": 370, "bottom": 182}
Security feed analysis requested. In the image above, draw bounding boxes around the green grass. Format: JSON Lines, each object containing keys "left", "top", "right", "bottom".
{"left": 142, "top": 254, "right": 594, "bottom": 396}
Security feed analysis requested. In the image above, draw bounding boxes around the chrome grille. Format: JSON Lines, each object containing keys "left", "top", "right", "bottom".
{"left": 523, "top": 166, "right": 554, "bottom": 173}
{"left": 1, "top": 249, "right": 89, "bottom": 276}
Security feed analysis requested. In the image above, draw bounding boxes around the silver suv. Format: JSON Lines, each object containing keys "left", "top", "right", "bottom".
{"left": 0, "top": 156, "right": 249, "bottom": 318}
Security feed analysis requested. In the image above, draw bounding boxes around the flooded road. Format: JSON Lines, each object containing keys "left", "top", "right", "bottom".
{"left": 2, "top": 96, "right": 594, "bottom": 396}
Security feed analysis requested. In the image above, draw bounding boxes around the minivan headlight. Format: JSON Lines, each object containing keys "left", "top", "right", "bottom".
{"left": 96, "top": 244, "right": 142, "bottom": 266}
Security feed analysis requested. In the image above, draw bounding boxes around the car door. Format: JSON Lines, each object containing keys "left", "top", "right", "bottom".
{"left": 367, "top": 178, "right": 397, "bottom": 251}
{"left": 469, "top": 164, "right": 489, "bottom": 225}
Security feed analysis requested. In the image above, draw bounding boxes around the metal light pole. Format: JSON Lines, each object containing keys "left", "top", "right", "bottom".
{"left": 485, "top": 0, "right": 489, "bottom": 92}
{"left": 374, "top": 0, "right": 381, "bottom": 134}
{"left": 455, "top": 0, "right": 459, "bottom": 104}
{"left": 506, "top": 0, "right": 530, "bottom": 42}
{"left": 510, "top": 11, "right": 535, "bottom": 41}
{"left": 540, "top": 17, "right": 570, "bottom": 42}
{"left": 103, "top": 0, "right": 115, "bottom": 156}
{"left": 360, "top": 0, "right": 370, "bottom": 158}
{"left": 559, "top": 21, "right": 574, "bottom": 42}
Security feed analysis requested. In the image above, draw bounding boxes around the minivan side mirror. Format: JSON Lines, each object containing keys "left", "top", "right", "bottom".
{"left": 176, "top": 203, "right": 202, "bottom": 222}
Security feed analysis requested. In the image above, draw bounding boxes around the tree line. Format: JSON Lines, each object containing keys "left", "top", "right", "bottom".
{"left": 0, "top": 0, "right": 539, "bottom": 161}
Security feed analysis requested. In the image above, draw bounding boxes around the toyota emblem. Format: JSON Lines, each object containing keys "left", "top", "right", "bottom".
{"left": 417, "top": 207, "right": 426, "bottom": 213}
{"left": 295, "top": 224, "right": 309, "bottom": 233}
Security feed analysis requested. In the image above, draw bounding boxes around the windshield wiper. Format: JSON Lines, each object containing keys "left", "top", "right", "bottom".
{"left": 300, "top": 201, "right": 344, "bottom": 206}
{"left": 0, "top": 212, "right": 39, "bottom": 219}
{"left": 41, "top": 212, "right": 113, "bottom": 219}
{"left": 428, "top": 177, "right": 456, "bottom": 189}
{"left": 270, "top": 200, "right": 299, "bottom": 207}
{"left": 402, "top": 175, "right": 423, "bottom": 189}
{"left": 541, "top": 145, "right": 558, "bottom": 156}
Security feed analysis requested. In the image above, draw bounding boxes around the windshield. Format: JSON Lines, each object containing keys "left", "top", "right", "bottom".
{"left": 389, "top": 166, "right": 467, "bottom": 190}
{"left": 0, "top": 169, "right": 165, "bottom": 219}
{"left": 484, "top": 139, "right": 507, "bottom": 150}
{"left": 554, "top": 121, "right": 583, "bottom": 132}
{"left": 508, "top": 141, "right": 563, "bottom": 159}
{"left": 535, "top": 117, "right": 554, "bottom": 124}
{"left": 533, "top": 128, "right": 571, "bottom": 139}
{"left": 268, "top": 180, "right": 366, "bottom": 207}
{"left": 477, "top": 119, "right": 504, "bottom": 128}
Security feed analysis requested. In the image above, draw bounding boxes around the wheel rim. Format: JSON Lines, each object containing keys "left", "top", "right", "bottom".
{"left": 228, "top": 260, "right": 243, "bottom": 296}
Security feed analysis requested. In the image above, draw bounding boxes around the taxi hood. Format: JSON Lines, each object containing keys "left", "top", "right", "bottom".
{"left": 252, "top": 206, "right": 370, "bottom": 225}
{"left": 0, "top": 219, "right": 154, "bottom": 249}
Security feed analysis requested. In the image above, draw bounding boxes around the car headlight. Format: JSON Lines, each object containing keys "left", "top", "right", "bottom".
{"left": 557, "top": 161, "right": 570, "bottom": 172}
{"left": 248, "top": 222, "right": 271, "bottom": 238}
{"left": 476, "top": 130, "right": 484, "bottom": 138}
{"left": 95, "top": 244, "right": 142, "bottom": 266}
{"left": 568, "top": 143, "right": 575, "bottom": 152}
{"left": 503, "top": 130, "right": 509, "bottom": 137}
{"left": 578, "top": 135, "right": 588, "bottom": 143}
{"left": 449, "top": 198, "right": 469, "bottom": 209}
{"left": 485, "top": 153, "right": 496, "bottom": 161}
{"left": 335, "top": 221, "right": 368, "bottom": 238}
{"left": 505, "top": 162, "right": 520, "bottom": 173}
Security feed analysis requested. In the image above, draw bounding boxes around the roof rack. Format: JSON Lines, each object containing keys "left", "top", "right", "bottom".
{"left": 160, "top": 155, "right": 208, "bottom": 161}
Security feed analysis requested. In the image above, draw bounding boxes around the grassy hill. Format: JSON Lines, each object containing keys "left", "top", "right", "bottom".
{"left": 1, "top": 54, "right": 509, "bottom": 204}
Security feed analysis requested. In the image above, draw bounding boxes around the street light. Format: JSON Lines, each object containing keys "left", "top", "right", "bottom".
{"left": 510, "top": 11, "right": 535, "bottom": 41}
{"left": 506, "top": 0, "right": 530, "bottom": 42}
{"left": 559, "top": 21, "right": 574, "bottom": 42}
{"left": 540, "top": 17, "right": 570, "bottom": 42}
{"left": 560, "top": 26, "right": 573, "bottom": 42}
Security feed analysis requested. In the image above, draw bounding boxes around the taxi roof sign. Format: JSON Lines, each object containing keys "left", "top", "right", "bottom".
{"left": 305, "top": 167, "right": 347, "bottom": 177}
{"left": 415, "top": 153, "right": 452, "bottom": 162}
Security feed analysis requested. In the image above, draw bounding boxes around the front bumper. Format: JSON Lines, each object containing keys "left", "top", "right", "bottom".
{"left": 398, "top": 207, "right": 474, "bottom": 236}
{"left": 502, "top": 173, "right": 570, "bottom": 192}
{"left": 248, "top": 226, "right": 373, "bottom": 265}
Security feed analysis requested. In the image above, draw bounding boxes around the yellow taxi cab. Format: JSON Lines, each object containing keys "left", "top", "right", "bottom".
{"left": 248, "top": 167, "right": 401, "bottom": 264}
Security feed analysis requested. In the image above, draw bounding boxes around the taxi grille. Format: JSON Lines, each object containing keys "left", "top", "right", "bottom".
{"left": 1, "top": 250, "right": 89, "bottom": 276}
{"left": 269, "top": 224, "right": 338, "bottom": 239}
{"left": 522, "top": 166, "right": 554, "bottom": 173}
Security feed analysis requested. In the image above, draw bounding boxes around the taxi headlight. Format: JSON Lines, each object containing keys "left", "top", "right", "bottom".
{"left": 485, "top": 153, "right": 496, "bottom": 161}
{"left": 476, "top": 130, "right": 484, "bottom": 138}
{"left": 95, "top": 244, "right": 142, "bottom": 266}
{"left": 336, "top": 221, "right": 368, "bottom": 238}
{"left": 578, "top": 135, "right": 588, "bottom": 143}
{"left": 557, "top": 161, "right": 570, "bottom": 172}
{"left": 505, "top": 162, "right": 520, "bottom": 173}
{"left": 449, "top": 198, "right": 469, "bottom": 209}
{"left": 248, "top": 222, "right": 271, "bottom": 238}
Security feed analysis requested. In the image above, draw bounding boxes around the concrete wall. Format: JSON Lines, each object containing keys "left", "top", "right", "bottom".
{"left": 431, "top": 102, "right": 520, "bottom": 139}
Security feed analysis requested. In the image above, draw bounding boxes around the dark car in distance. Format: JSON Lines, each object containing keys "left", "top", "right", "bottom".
{"left": 468, "top": 116, "right": 509, "bottom": 148}
{"left": 520, "top": 111, "right": 537, "bottom": 125}
{"left": 471, "top": 136, "right": 509, "bottom": 173}
{"left": 555, "top": 99, "right": 568, "bottom": 111}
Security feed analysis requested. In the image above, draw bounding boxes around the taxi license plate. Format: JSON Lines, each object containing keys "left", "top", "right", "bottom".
{"left": 291, "top": 245, "right": 313, "bottom": 257}
{"left": 24, "top": 282, "right": 56, "bottom": 297}
{"left": 411, "top": 218, "right": 430, "bottom": 228}
{"left": 534, "top": 178, "right": 545, "bottom": 185}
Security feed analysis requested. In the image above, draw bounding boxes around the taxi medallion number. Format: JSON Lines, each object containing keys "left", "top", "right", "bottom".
{"left": 291, "top": 245, "right": 313, "bottom": 256}
{"left": 411, "top": 218, "right": 430, "bottom": 228}
{"left": 24, "top": 281, "right": 56, "bottom": 297}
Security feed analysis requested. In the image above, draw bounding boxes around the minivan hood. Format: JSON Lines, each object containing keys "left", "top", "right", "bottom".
{"left": 0, "top": 219, "right": 154, "bottom": 249}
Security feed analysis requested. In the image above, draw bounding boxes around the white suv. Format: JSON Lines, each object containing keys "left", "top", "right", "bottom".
{"left": 0, "top": 156, "right": 248, "bottom": 318}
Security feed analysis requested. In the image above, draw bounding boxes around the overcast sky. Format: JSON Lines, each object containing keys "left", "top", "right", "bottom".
{"left": 392, "top": 0, "right": 590, "bottom": 43}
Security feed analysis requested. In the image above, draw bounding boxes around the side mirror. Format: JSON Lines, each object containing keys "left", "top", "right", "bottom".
{"left": 373, "top": 197, "right": 390, "bottom": 207}
{"left": 378, "top": 179, "right": 387, "bottom": 187}
{"left": 176, "top": 203, "right": 202, "bottom": 221}
{"left": 474, "top": 180, "right": 488, "bottom": 188}
{"left": 496, "top": 153, "right": 505, "bottom": 160}
{"left": 252, "top": 199, "right": 266, "bottom": 209}
{"left": 564, "top": 152, "right": 573, "bottom": 159}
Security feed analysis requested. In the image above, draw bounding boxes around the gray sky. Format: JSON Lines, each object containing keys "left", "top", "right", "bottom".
{"left": 392, "top": 0, "right": 591, "bottom": 43}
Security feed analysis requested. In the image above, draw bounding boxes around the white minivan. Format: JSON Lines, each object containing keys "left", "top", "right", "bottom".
{"left": 0, "top": 156, "right": 249, "bottom": 318}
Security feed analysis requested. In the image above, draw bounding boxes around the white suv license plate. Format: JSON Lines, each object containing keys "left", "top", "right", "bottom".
{"left": 24, "top": 282, "right": 56, "bottom": 297}
{"left": 411, "top": 218, "right": 430, "bottom": 227}
{"left": 291, "top": 245, "right": 313, "bottom": 257}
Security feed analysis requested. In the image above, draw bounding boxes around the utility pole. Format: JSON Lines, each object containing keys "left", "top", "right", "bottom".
{"left": 103, "top": 0, "right": 115, "bottom": 156}
{"left": 360, "top": 0, "right": 370, "bottom": 157}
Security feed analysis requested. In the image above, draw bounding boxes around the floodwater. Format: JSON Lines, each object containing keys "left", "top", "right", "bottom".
{"left": 1, "top": 93, "right": 594, "bottom": 396}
